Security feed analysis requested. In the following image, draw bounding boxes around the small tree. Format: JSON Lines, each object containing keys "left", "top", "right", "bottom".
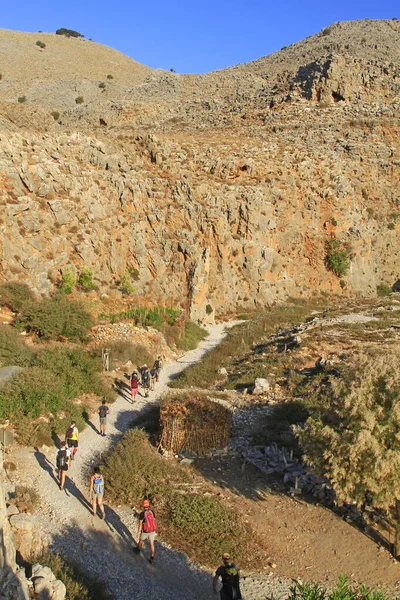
{"left": 325, "top": 238, "right": 349, "bottom": 277}
{"left": 296, "top": 349, "right": 400, "bottom": 556}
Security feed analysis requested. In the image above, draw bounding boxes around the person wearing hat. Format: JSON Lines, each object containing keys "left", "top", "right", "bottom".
{"left": 135, "top": 499, "right": 157, "bottom": 563}
{"left": 213, "top": 553, "right": 242, "bottom": 599}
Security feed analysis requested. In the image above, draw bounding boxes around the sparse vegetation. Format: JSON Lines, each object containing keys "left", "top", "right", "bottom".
{"left": 0, "top": 326, "right": 34, "bottom": 367}
{"left": 176, "top": 321, "right": 208, "bottom": 351}
{"left": 367, "top": 207, "right": 374, "bottom": 219}
{"left": 322, "top": 26, "right": 332, "bottom": 36}
{"left": 98, "top": 306, "right": 179, "bottom": 329}
{"left": 388, "top": 222, "right": 395, "bottom": 230}
{"left": 288, "top": 575, "right": 392, "bottom": 600}
{"left": 51, "top": 111, "right": 60, "bottom": 121}
{"left": 98, "top": 82, "right": 106, "bottom": 89}
{"left": 35, "top": 550, "right": 110, "bottom": 600}
{"left": 17, "top": 95, "right": 26, "bottom": 103}
{"left": 75, "top": 96, "right": 84, "bottom": 104}
{"left": 108, "top": 341, "right": 154, "bottom": 367}
{"left": 376, "top": 284, "right": 392, "bottom": 297}
{"left": 106, "top": 74, "right": 113, "bottom": 79}
{"left": 35, "top": 40, "right": 46, "bottom": 49}
{"left": 325, "top": 238, "right": 349, "bottom": 277}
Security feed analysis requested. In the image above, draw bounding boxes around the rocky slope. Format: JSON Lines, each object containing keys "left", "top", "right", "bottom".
{"left": 0, "top": 20, "right": 399, "bottom": 321}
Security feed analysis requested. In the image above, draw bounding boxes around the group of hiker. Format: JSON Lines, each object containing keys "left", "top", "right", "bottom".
{"left": 54, "top": 353, "right": 242, "bottom": 598}
{"left": 130, "top": 356, "right": 163, "bottom": 400}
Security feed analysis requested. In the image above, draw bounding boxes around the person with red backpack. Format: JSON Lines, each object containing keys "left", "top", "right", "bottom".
{"left": 134, "top": 499, "right": 157, "bottom": 564}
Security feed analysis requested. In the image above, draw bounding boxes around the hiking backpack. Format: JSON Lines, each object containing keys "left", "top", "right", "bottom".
{"left": 65, "top": 426, "right": 74, "bottom": 439}
{"left": 56, "top": 449, "right": 67, "bottom": 469}
{"left": 142, "top": 371, "right": 150, "bottom": 384}
{"left": 99, "top": 405, "right": 108, "bottom": 418}
{"left": 154, "top": 359, "right": 161, "bottom": 370}
{"left": 93, "top": 476, "right": 104, "bottom": 495}
{"left": 142, "top": 509, "right": 157, "bottom": 533}
{"left": 222, "top": 564, "right": 240, "bottom": 599}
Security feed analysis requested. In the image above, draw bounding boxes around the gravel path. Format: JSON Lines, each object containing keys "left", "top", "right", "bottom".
{"left": 14, "top": 321, "right": 295, "bottom": 599}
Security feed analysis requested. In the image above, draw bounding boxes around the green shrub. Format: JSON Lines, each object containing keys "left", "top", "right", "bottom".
{"left": 98, "top": 82, "right": 106, "bottom": 89}
{"left": 77, "top": 267, "right": 96, "bottom": 292}
{"left": 119, "top": 273, "right": 135, "bottom": 295}
{"left": 287, "top": 574, "right": 392, "bottom": 600}
{"left": 0, "top": 282, "right": 35, "bottom": 311}
{"left": 331, "top": 217, "right": 338, "bottom": 226}
{"left": 17, "top": 96, "right": 26, "bottom": 103}
{"left": 75, "top": 96, "right": 84, "bottom": 104}
{"left": 325, "top": 238, "right": 349, "bottom": 277}
{"left": 0, "top": 326, "right": 34, "bottom": 367}
{"left": 34, "top": 550, "right": 109, "bottom": 600}
{"left": 60, "top": 269, "right": 76, "bottom": 294}
{"left": 376, "top": 284, "right": 392, "bottom": 297}
{"left": 322, "top": 26, "right": 332, "bottom": 36}
{"left": 51, "top": 111, "right": 60, "bottom": 121}
{"left": 99, "top": 306, "right": 179, "bottom": 330}
{"left": 106, "top": 74, "right": 113, "bottom": 79}
{"left": 388, "top": 222, "right": 395, "bottom": 230}
{"left": 15, "top": 295, "right": 93, "bottom": 340}
{"left": 176, "top": 322, "right": 208, "bottom": 351}
{"left": 56, "top": 28, "right": 83, "bottom": 38}
{"left": 205, "top": 304, "right": 213, "bottom": 315}
{"left": 36, "top": 40, "right": 46, "bottom": 48}
{"left": 367, "top": 207, "right": 374, "bottom": 219}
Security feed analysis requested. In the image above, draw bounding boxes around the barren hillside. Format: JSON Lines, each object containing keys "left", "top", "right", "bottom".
{"left": 0, "top": 20, "right": 399, "bottom": 321}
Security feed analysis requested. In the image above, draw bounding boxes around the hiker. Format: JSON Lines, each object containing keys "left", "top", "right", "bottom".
{"left": 98, "top": 399, "right": 110, "bottom": 436}
{"left": 65, "top": 421, "right": 79, "bottom": 460}
{"left": 130, "top": 370, "right": 140, "bottom": 401}
{"left": 153, "top": 356, "right": 162, "bottom": 382}
{"left": 141, "top": 365, "right": 151, "bottom": 398}
{"left": 213, "top": 554, "right": 242, "bottom": 599}
{"left": 149, "top": 367, "right": 157, "bottom": 391}
{"left": 135, "top": 499, "right": 157, "bottom": 564}
{"left": 56, "top": 441, "right": 70, "bottom": 490}
{"left": 89, "top": 467, "right": 105, "bottom": 519}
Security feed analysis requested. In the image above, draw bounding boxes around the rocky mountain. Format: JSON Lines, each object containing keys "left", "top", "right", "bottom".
{"left": 0, "top": 20, "right": 399, "bottom": 322}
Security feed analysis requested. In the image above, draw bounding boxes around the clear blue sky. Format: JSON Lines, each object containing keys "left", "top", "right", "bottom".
{"left": 2, "top": 0, "right": 399, "bottom": 73}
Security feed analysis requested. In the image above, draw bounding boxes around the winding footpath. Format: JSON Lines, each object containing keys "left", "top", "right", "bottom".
{"left": 14, "top": 323, "right": 249, "bottom": 600}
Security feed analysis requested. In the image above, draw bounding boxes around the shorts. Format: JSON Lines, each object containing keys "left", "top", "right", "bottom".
{"left": 58, "top": 465, "right": 68, "bottom": 472}
{"left": 100, "top": 417, "right": 107, "bottom": 425}
{"left": 93, "top": 492, "right": 103, "bottom": 500}
{"left": 140, "top": 531, "right": 156, "bottom": 541}
{"left": 67, "top": 439, "right": 78, "bottom": 448}
{"left": 131, "top": 388, "right": 138, "bottom": 399}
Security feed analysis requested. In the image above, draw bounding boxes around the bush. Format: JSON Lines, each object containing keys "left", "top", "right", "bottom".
{"left": 17, "top": 96, "right": 26, "bottom": 103}
{"left": 13, "top": 485, "right": 40, "bottom": 512}
{"left": 377, "top": 284, "right": 392, "bottom": 297}
{"left": 106, "top": 74, "right": 113, "bottom": 79}
{"left": 287, "top": 574, "right": 392, "bottom": 600}
{"left": 15, "top": 295, "right": 93, "bottom": 340}
{"left": 325, "top": 238, "right": 349, "bottom": 277}
{"left": 75, "top": 96, "right": 84, "bottom": 104}
{"left": 388, "top": 222, "right": 395, "bottom": 230}
{"left": 34, "top": 550, "right": 109, "bottom": 600}
{"left": 55, "top": 28, "right": 83, "bottom": 38}
{"left": 98, "top": 82, "right": 106, "bottom": 89}
{"left": 322, "top": 26, "right": 332, "bottom": 36}
{"left": 36, "top": 40, "right": 46, "bottom": 48}
{"left": 0, "top": 326, "right": 34, "bottom": 367}
{"left": 60, "top": 268, "right": 76, "bottom": 294}
{"left": 0, "top": 282, "right": 35, "bottom": 311}
{"left": 51, "top": 111, "right": 60, "bottom": 121}
{"left": 77, "top": 267, "right": 96, "bottom": 292}
{"left": 99, "top": 306, "right": 179, "bottom": 330}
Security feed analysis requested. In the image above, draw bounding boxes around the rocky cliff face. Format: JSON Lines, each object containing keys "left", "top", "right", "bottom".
{"left": 0, "top": 20, "right": 399, "bottom": 321}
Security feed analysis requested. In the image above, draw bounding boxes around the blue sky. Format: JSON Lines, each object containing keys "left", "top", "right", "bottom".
{"left": 2, "top": 0, "right": 399, "bottom": 73}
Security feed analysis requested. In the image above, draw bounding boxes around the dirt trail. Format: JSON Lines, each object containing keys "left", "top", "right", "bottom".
{"left": 12, "top": 321, "right": 283, "bottom": 600}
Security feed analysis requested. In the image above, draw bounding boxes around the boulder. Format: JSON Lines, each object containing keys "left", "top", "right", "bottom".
{"left": 252, "top": 378, "right": 271, "bottom": 395}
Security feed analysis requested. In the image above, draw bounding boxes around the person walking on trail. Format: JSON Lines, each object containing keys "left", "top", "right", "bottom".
{"left": 65, "top": 421, "right": 79, "bottom": 460}
{"left": 134, "top": 499, "right": 157, "bottom": 564}
{"left": 89, "top": 467, "right": 105, "bottom": 519}
{"left": 98, "top": 399, "right": 110, "bottom": 436}
{"left": 150, "top": 367, "right": 157, "bottom": 391}
{"left": 141, "top": 365, "right": 151, "bottom": 398}
{"left": 130, "top": 371, "right": 140, "bottom": 401}
{"left": 56, "top": 441, "right": 71, "bottom": 490}
{"left": 153, "top": 356, "right": 162, "bottom": 382}
{"left": 213, "top": 553, "right": 242, "bottom": 600}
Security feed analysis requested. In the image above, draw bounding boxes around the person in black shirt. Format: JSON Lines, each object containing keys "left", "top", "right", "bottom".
{"left": 213, "top": 553, "right": 242, "bottom": 600}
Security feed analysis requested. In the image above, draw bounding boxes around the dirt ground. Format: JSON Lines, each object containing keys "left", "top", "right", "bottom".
{"left": 195, "top": 455, "right": 400, "bottom": 592}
